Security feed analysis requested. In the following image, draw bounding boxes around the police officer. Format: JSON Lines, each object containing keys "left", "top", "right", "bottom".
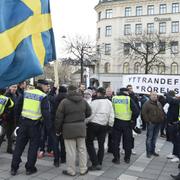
{"left": 112, "top": 88, "right": 139, "bottom": 164}
{"left": 0, "top": 88, "right": 14, "bottom": 150}
{"left": 0, "top": 88, "right": 14, "bottom": 118}
{"left": 10, "top": 79, "right": 52, "bottom": 176}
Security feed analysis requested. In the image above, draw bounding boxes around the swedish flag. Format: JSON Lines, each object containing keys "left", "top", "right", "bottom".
{"left": 0, "top": 0, "right": 56, "bottom": 88}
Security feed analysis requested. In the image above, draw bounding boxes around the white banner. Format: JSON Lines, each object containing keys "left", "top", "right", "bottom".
{"left": 122, "top": 74, "right": 180, "bottom": 96}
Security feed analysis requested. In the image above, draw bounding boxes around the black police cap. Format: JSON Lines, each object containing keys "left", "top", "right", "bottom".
{"left": 120, "top": 88, "right": 129, "bottom": 92}
{"left": 37, "top": 79, "right": 49, "bottom": 85}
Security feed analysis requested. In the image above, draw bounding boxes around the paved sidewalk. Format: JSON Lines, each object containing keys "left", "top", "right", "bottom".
{"left": 0, "top": 132, "right": 179, "bottom": 180}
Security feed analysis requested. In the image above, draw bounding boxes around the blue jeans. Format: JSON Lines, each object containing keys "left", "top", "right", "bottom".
{"left": 146, "top": 122, "right": 160, "bottom": 155}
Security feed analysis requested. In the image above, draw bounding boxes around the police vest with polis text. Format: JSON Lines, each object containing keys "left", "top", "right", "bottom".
{"left": 112, "top": 95, "right": 132, "bottom": 121}
{"left": 21, "top": 89, "right": 46, "bottom": 120}
{"left": 0, "top": 95, "right": 14, "bottom": 116}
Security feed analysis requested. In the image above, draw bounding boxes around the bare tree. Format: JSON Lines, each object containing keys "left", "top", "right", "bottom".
{"left": 64, "top": 35, "right": 95, "bottom": 83}
{"left": 57, "top": 63, "right": 74, "bottom": 84}
{"left": 118, "top": 32, "right": 175, "bottom": 74}
{"left": 40, "top": 63, "right": 74, "bottom": 85}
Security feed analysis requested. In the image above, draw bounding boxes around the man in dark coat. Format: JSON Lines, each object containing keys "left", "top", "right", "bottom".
{"left": 55, "top": 85, "right": 91, "bottom": 176}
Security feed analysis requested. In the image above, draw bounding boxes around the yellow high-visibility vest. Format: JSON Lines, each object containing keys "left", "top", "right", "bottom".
{"left": 112, "top": 95, "right": 132, "bottom": 121}
{"left": 0, "top": 95, "right": 14, "bottom": 115}
{"left": 21, "top": 89, "right": 46, "bottom": 120}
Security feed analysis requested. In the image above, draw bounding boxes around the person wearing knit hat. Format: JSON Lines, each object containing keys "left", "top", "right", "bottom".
{"left": 84, "top": 89, "right": 92, "bottom": 104}
{"left": 59, "top": 86, "right": 67, "bottom": 94}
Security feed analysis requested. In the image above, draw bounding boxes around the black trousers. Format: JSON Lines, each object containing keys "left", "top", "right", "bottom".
{"left": 0, "top": 120, "right": 15, "bottom": 151}
{"left": 59, "top": 134, "right": 66, "bottom": 162}
{"left": 107, "top": 132, "right": 113, "bottom": 153}
{"left": 86, "top": 122, "right": 107, "bottom": 166}
{"left": 11, "top": 118, "right": 41, "bottom": 171}
{"left": 141, "top": 116, "right": 146, "bottom": 130}
{"left": 39, "top": 126, "right": 53, "bottom": 152}
{"left": 48, "top": 130, "right": 60, "bottom": 163}
{"left": 112, "top": 126, "right": 133, "bottom": 160}
{"left": 160, "top": 118, "right": 167, "bottom": 135}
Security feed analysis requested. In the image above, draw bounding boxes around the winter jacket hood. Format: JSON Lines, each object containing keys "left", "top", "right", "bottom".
{"left": 67, "top": 92, "right": 83, "bottom": 102}
{"left": 55, "top": 92, "right": 92, "bottom": 139}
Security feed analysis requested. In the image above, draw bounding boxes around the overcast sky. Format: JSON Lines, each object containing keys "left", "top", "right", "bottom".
{"left": 50, "top": 0, "right": 98, "bottom": 58}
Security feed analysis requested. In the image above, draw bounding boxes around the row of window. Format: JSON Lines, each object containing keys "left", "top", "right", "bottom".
{"left": 97, "top": 21, "right": 179, "bottom": 39}
{"left": 103, "top": 62, "right": 179, "bottom": 74}
{"left": 124, "top": 21, "right": 179, "bottom": 35}
{"left": 124, "top": 41, "right": 179, "bottom": 54}
{"left": 98, "top": 3, "right": 180, "bottom": 20}
{"left": 122, "top": 62, "right": 178, "bottom": 74}
{"left": 125, "top": 3, "right": 179, "bottom": 17}
{"left": 97, "top": 41, "right": 179, "bottom": 55}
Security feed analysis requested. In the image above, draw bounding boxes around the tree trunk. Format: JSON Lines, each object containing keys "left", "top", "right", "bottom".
{"left": 80, "top": 57, "right": 84, "bottom": 83}
{"left": 145, "top": 65, "right": 148, "bottom": 74}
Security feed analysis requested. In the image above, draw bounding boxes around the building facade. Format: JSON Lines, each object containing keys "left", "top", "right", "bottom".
{"left": 94, "top": 0, "right": 180, "bottom": 90}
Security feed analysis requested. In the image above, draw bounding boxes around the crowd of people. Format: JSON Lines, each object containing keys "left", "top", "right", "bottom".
{"left": 0, "top": 80, "right": 179, "bottom": 179}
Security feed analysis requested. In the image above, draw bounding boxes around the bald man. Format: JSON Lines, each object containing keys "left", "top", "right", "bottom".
{"left": 142, "top": 92, "right": 165, "bottom": 158}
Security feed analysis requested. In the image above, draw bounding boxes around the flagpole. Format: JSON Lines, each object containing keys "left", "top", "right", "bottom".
{"left": 54, "top": 60, "right": 59, "bottom": 88}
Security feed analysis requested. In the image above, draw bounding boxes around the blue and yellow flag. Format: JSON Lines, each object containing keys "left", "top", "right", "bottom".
{"left": 0, "top": 0, "right": 56, "bottom": 88}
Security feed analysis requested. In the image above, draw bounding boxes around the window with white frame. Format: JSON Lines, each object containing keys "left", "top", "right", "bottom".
{"left": 159, "top": 22, "right": 166, "bottom": 34}
{"left": 171, "top": 62, "right": 178, "bottom": 74}
{"left": 96, "top": 45, "right": 100, "bottom": 55}
{"left": 147, "top": 23, "right": 154, "bottom": 34}
{"left": 106, "top": 9, "right": 112, "bottom": 18}
{"left": 125, "top": 7, "right": 131, "bottom": 16}
{"left": 124, "top": 24, "right": 131, "bottom": 35}
{"left": 172, "top": 3, "right": 179, "bottom": 13}
{"left": 135, "top": 24, "right": 142, "bottom": 35}
{"left": 147, "top": 5, "right": 154, "bottom": 15}
{"left": 159, "top": 41, "right": 166, "bottom": 54}
{"left": 158, "top": 63, "right": 165, "bottom": 74}
{"left": 134, "top": 62, "right": 141, "bottom": 73}
{"left": 105, "top": 26, "right": 112, "bottom": 36}
{"left": 147, "top": 42, "right": 154, "bottom": 54}
{"left": 105, "top": 43, "right": 111, "bottom": 55}
{"left": 171, "top": 41, "right": 179, "bottom": 54}
{"left": 160, "top": 4, "right": 167, "bottom": 14}
{"left": 104, "top": 62, "right": 110, "bottom": 73}
{"left": 98, "top": 12, "right": 101, "bottom": 21}
{"left": 135, "top": 43, "right": 141, "bottom": 54}
{"left": 124, "top": 43, "right": 131, "bottom": 55}
{"left": 123, "top": 62, "right": 130, "bottom": 73}
{"left": 97, "top": 28, "right": 100, "bottom": 39}
{"left": 136, "top": 6, "right": 142, "bottom": 16}
{"left": 172, "top": 21, "right": 179, "bottom": 33}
